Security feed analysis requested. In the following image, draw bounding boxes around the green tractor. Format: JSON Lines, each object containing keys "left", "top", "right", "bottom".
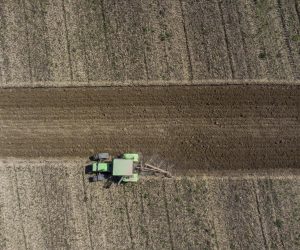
{"left": 88, "top": 152, "right": 171, "bottom": 185}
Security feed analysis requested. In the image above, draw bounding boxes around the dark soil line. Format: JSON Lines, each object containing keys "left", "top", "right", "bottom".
{"left": 173, "top": 180, "right": 190, "bottom": 248}
{"left": 122, "top": 186, "right": 135, "bottom": 250}
{"left": 197, "top": 3, "right": 212, "bottom": 76}
{"left": 276, "top": 0, "right": 297, "bottom": 79}
{"left": 211, "top": 212, "right": 220, "bottom": 250}
{"left": 183, "top": 178, "right": 203, "bottom": 240}
{"left": 0, "top": 185, "right": 7, "bottom": 249}
{"left": 40, "top": 167, "right": 54, "bottom": 250}
{"left": 139, "top": 186, "right": 150, "bottom": 248}
{"left": 156, "top": 0, "right": 171, "bottom": 80}
{"left": 251, "top": 0, "right": 274, "bottom": 78}
{"left": 295, "top": 1, "right": 300, "bottom": 26}
{"left": 138, "top": 4, "right": 149, "bottom": 82}
{"left": 38, "top": 0, "right": 51, "bottom": 81}
{"left": 21, "top": 0, "right": 33, "bottom": 83}
{"left": 61, "top": 0, "right": 73, "bottom": 82}
{"left": 178, "top": 0, "right": 194, "bottom": 81}
{"left": 13, "top": 165, "right": 28, "bottom": 250}
{"left": 0, "top": 1, "right": 10, "bottom": 84}
{"left": 162, "top": 180, "right": 174, "bottom": 250}
{"left": 46, "top": 167, "right": 65, "bottom": 249}
{"left": 234, "top": 1, "right": 250, "bottom": 78}
{"left": 132, "top": 1, "right": 149, "bottom": 82}
{"left": 142, "top": 49, "right": 149, "bottom": 81}
{"left": 217, "top": 1, "right": 235, "bottom": 78}
{"left": 62, "top": 168, "right": 71, "bottom": 249}
{"left": 99, "top": 0, "right": 111, "bottom": 76}
{"left": 268, "top": 180, "right": 287, "bottom": 250}
{"left": 205, "top": 180, "right": 220, "bottom": 250}
{"left": 252, "top": 180, "right": 269, "bottom": 250}
{"left": 81, "top": 171, "right": 93, "bottom": 250}
{"left": 76, "top": 4, "right": 90, "bottom": 83}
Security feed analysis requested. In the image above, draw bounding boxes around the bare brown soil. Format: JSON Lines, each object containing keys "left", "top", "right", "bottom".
{"left": 0, "top": 85, "right": 299, "bottom": 173}
{"left": 0, "top": 159, "right": 299, "bottom": 250}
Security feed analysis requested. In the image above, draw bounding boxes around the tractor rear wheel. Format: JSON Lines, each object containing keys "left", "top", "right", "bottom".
{"left": 90, "top": 152, "right": 110, "bottom": 161}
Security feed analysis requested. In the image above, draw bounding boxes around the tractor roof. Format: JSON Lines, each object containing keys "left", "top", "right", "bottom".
{"left": 112, "top": 159, "right": 133, "bottom": 176}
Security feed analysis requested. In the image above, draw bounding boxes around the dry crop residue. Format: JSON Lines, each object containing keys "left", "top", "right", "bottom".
{"left": 0, "top": 1, "right": 300, "bottom": 87}
{"left": 0, "top": 159, "right": 299, "bottom": 249}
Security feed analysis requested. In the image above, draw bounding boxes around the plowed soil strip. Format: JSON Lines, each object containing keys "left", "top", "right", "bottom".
{"left": 0, "top": 85, "right": 299, "bottom": 172}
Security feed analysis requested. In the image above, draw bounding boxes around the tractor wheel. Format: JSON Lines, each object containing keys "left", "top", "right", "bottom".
{"left": 90, "top": 173, "right": 106, "bottom": 182}
{"left": 90, "top": 152, "right": 110, "bottom": 161}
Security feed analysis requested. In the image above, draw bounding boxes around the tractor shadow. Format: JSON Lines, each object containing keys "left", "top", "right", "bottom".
{"left": 85, "top": 164, "right": 122, "bottom": 188}
{"left": 85, "top": 164, "right": 93, "bottom": 174}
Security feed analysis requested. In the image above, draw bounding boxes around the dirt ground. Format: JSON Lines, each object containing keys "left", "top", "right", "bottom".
{"left": 0, "top": 159, "right": 299, "bottom": 250}
{"left": 0, "top": 0, "right": 299, "bottom": 87}
{"left": 0, "top": 85, "right": 299, "bottom": 173}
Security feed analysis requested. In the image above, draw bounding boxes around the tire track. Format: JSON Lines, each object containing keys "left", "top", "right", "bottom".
{"left": 21, "top": 0, "right": 33, "bottom": 83}
{"left": 156, "top": 0, "right": 171, "bottom": 80}
{"left": 38, "top": 0, "right": 52, "bottom": 81}
{"left": 0, "top": 1, "right": 10, "bottom": 84}
{"left": 142, "top": 49, "right": 149, "bottom": 81}
{"left": 62, "top": 167, "right": 71, "bottom": 249}
{"left": 276, "top": 0, "right": 298, "bottom": 79}
{"left": 46, "top": 164, "right": 69, "bottom": 249}
{"left": 234, "top": 0, "right": 250, "bottom": 78}
{"left": 123, "top": 186, "right": 135, "bottom": 250}
{"left": 268, "top": 180, "right": 287, "bottom": 250}
{"left": 216, "top": 0, "right": 235, "bottom": 78}
{"left": 81, "top": 171, "right": 93, "bottom": 250}
{"left": 172, "top": 180, "right": 192, "bottom": 249}
{"left": 194, "top": 1, "right": 211, "bottom": 77}
{"left": 178, "top": 0, "right": 193, "bottom": 81}
{"left": 253, "top": 179, "right": 269, "bottom": 250}
{"left": 41, "top": 167, "right": 54, "bottom": 249}
{"left": 61, "top": 0, "right": 73, "bottom": 82}
{"left": 139, "top": 185, "right": 150, "bottom": 248}
{"left": 0, "top": 169, "right": 7, "bottom": 250}
{"left": 295, "top": 0, "right": 300, "bottom": 25}
{"left": 75, "top": 1, "right": 90, "bottom": 83}
{"left": 205, "top": 179, "right": 220, "bottom": 250}
{"left": 13, "top": 164, "right": 28, "bottom": 250}
{"left": 162, "top": 180, "right": 174, "bottom": 250}
{"left": 129, "top": 1, "right": 149, "bottom": 82}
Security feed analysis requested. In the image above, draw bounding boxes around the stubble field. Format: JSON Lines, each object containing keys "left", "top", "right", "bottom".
{"left": 0, "top": 159, "right": 299, "bottom": 250}
{"left": 0, "top": 0, "right": 300, "bottom": 87}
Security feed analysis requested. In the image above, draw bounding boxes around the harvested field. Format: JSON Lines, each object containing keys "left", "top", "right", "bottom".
{"left": 0, "top": 159, "right": 299, "bottom": 250}
{"left": 0, "top": 0, "right": 300, "bottom": 87}
{"left": 0, "top": 85, "right": 299, "bottom": 172}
